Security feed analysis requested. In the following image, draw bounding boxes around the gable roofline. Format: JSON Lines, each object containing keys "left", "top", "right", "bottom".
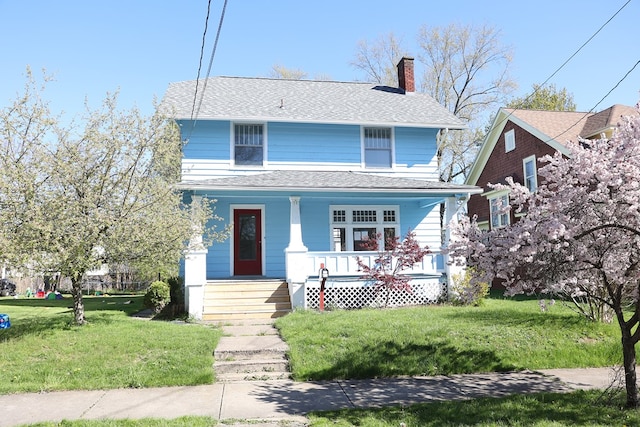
{"left": 465, "top": 108, "right": 573, "bottom": 186}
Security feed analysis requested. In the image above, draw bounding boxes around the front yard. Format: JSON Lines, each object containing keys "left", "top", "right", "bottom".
{"left": 276, "top": 295, "right": 620, "bottom": 381}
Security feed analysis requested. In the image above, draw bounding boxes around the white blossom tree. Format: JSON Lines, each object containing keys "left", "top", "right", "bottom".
{"left": 449, "top": 106, "right": 640, "bottom": 408}
{"left": 0, "top": 70, "right": 227, "bottom": 325}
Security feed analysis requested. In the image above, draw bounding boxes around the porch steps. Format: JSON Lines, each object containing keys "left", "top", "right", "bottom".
{"left": 203, "top": 280, "right": 292, "bottom": 322}
{"left": 213, "top": 321, "right": 291, "bottom": 382}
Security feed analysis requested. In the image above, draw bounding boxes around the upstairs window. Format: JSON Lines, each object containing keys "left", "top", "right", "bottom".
{"left": 504, "top": 129, "right": 515, "bottom": 152}
{"left": 523, "top": 155, "right": 538, "bottom": 192}
{"left": 234, "top": 124, "right": 264, "bottom": 166}
{"left": 363, "top": 127, "right": 392, "bottom": 168}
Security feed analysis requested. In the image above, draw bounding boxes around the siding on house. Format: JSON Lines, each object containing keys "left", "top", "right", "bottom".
{"left": 179, "top": 120, "right": 439, "bottom": 181}
{"left": 467, "top": 121, "right": 558, "bottom": 224}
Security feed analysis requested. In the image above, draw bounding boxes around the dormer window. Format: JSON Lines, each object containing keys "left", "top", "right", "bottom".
{"left": 504, "top": 129, "right": 515, "bottom": 152}
{"left": 363, "top": 127, "right": 393, "bottom": 168}
{"left": 234, "top": 124, "right": 264, "bottom": 166}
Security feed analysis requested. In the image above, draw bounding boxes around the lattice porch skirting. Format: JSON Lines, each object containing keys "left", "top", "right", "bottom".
{"left": 305, "top": 276, "right": 447, "bottom": 309}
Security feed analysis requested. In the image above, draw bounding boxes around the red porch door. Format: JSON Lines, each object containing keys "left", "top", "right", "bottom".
{"left": 233, "top": 209, "right": 263, "bottom": 276}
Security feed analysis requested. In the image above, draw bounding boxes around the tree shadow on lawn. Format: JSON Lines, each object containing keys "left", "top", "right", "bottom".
{"left": 300, "top": 340, "right": 515, "bottom": 381}
{"left": 0, "top": 296, "right": 144, "bottom": 341}
{"left": 311, "top": 390, "right": 629, "bottom": 426}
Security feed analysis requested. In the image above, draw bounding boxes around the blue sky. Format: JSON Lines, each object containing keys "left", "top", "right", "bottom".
{"left": 0, "top": 0, "right": 637, "bottom": 121}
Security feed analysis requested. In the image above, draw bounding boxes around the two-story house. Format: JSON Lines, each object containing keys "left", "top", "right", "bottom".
{"left": 466, "top": 104, "right": 638, "bottom": 231}
{"left": 162, "top": 58, "right": 481, "bottom": 320}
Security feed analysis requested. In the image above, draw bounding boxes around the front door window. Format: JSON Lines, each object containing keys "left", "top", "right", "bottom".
{"left": 234, "top": 209, "right": 262, "bottom": 275}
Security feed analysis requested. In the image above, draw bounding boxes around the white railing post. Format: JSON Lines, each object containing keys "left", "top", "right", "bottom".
{"left": 184, "top": 196, "right": 208, "bottom": 320}
{"left": 285, "top": 196, "right": 308, "bottom": 308}
{"left": 444, "top": 195, "right": 466, "bottom": 298}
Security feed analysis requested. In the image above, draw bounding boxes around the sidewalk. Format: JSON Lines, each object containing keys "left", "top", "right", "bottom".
{"left": 0, "top": 368, "right": 619, "bottom": 426}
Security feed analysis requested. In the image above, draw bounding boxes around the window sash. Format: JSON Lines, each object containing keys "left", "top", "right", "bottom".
{"left": 364, "top": 127, "right": 392, "bottom": 168}
{"left": 330, "top": 206, "right": 399, "bottom": 251}
{"left": 505, "top": 129, "right": 515, "bottom": 152}
{"left": 234, "top": 124, "right": 264, "bottom": 165}
{"left": 490, "top": 195, "right": 509, "bottom": 229}
{"left": 523, "top": 157, "right": 537, "bottom": 192}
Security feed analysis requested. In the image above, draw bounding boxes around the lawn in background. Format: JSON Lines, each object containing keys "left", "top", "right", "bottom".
{"left": 276, "top": 296, "right": 620, "bottom": 381}
{"left": 0, "top": 295, "right": 221, "bottom": 394}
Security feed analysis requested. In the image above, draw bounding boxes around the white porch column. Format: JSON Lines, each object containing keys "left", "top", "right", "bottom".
{"left": 285, "top": 196, "right": 308, "bottom": 308}
{"left": 444, "top": 195, "right": 466, "bottom": 298}
{"left": 184, "top": 196, "right": 208, "bottom": 320}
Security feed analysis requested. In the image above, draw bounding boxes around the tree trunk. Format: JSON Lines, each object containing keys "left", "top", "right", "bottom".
{"left": 70, "top": 277, "right": 86, "bottom": 325}
{"left": 621, "top": 329, "right": 639, "bottom": 408}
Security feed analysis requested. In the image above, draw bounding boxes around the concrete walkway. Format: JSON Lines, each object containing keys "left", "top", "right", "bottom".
{"left": 0, "top": 369, "right": 619, "bottom": 427}
{"left": 0, "top": 319, "right": 624, "bottom": 427}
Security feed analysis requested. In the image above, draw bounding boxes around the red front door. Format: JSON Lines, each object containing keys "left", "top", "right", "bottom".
{"left": 233, "top": 209, "right": 262, "bottom": 276}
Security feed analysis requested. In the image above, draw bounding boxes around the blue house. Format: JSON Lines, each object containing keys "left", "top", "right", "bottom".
{"left": 162, "top": 57, "right": 481, "bottom": 320}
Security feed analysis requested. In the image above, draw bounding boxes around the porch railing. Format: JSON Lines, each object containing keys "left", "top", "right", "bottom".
{"left": 305, "top": 250, "right": 444, "bottom": 278}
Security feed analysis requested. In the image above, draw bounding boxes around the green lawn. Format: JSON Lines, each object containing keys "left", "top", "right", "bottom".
{"left": 1, "top": 293, "right": 633, "bottom": 426}
{"left": 0, "top": 295, "right": 222, "bottom": 394}
{"left": 275, "top": 296, "right": 621, "bottom": 381}
{"left": 308, "top": 390, "right": 640, "bottom": 426}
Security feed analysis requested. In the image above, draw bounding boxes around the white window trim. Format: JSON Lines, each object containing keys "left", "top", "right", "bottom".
{"left": 485, "top": 189, "right": 510, "bottom": 229}
{"left": 361, "top": 126, "right": 395, "bottom": 169}
{"left": 522, "top": 155, "right": 538, "bottom": 192}
{"left": 230, "top": 122, "right": 268, "bottom": 167}
{"left": 504, "top": 129, "right": 515, "bottom": 152}
{"left": 329, "top": 205, "right": 400, "bottom": 251}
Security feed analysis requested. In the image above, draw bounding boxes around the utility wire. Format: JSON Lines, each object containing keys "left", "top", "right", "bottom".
{"left": 190, "top": 0, "right": 213, "bottom": 122}
{"left": 192, "top": 0, "right": 229, "bottom": 129}
{"left": 490, "top": 0, "right": 631, "bottom": 135}
{"left": 526, "top": 0, "right": 630, "bottom": 101}
{"left": 546, "top": 59, "right": 640, "bottom": 143}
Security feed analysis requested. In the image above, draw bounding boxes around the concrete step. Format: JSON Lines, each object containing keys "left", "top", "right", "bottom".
{"left": 221, "top": 324, "right": 279, "bottom": 336}
{"left": 205, "top": 302, "right": 292, "bottom": 311}
{"left": 214, "top": 357, "right": 289, "bottom": 374}
{"left": 215, "top": 371, "right": 292, "bottom": 382}
{"left": 214, "top": 336, "right": 289, "bottom": 359}
{"left": 203, "top": 310, "right": 290, "bottom": 322}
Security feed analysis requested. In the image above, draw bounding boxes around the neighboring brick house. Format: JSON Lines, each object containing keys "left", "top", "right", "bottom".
{"left": 465, "top": 104, "right": 638, "bottom": 230}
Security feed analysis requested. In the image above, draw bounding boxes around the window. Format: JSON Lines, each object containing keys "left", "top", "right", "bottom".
{"left": 522, "top": 155, "right": 537, "bottom": 192}
{"left": 330, "top": 205, "right": 399, "bottom": 251}
{"left": 489, "top": 194, "right": 510, "bottom": 229}
{"left": 504, "top": 129, "right": 515, "bottom": 152}
{"left": 234, "top": 124, "right": 264, "bottom": 166}
{"left": 363, "top": 127, "right": 392, "bottom": 168}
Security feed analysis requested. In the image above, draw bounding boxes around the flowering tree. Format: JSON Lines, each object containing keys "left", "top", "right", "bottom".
{"left": 0, "top": 70, "right": 227, "bottom": 325}
{"left": 356, "top": 231, "right": 431, "bottom": 307}
{"left": 449, "top": 107, "right": 640, "bottom": 407}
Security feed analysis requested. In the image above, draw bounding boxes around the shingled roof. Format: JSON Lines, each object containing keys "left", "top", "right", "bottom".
{"left": 178, "top": 170, "right": 481, "bottom": 194}
{"left": 505, "top": 104, "right": 639, "bottom": 145}
{"left": 162, "top": 76, "right": 465, "bottom": 129}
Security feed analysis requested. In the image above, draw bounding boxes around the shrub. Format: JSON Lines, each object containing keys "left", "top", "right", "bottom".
{"left": 143, "top": 281, "right": 171, "bottom": 313}
{"left": 166, "top": 276, "right": 185, "bottom": 317}
{"left": 450, "top": 268, "right": 489, "bottom": 306}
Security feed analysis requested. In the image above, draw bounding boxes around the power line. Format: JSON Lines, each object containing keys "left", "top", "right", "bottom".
{"left": 531, "top": 0, "right": 630, "bottom": 97}
{"left": 492, "top": 0, "right": 631, "bottom": 135}
{"left": 190, "top": 0, "right": 213, "bottom": 122}
{"left": 546, "top": 59, "right": 640, "bottom": 143}
{"left": 192, "top": 0, "right": 229, "bottom": 129}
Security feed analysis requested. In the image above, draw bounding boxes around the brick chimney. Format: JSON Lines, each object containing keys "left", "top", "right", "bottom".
{"left": 397, "top": 57, "right": 415, "bottom": 93}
